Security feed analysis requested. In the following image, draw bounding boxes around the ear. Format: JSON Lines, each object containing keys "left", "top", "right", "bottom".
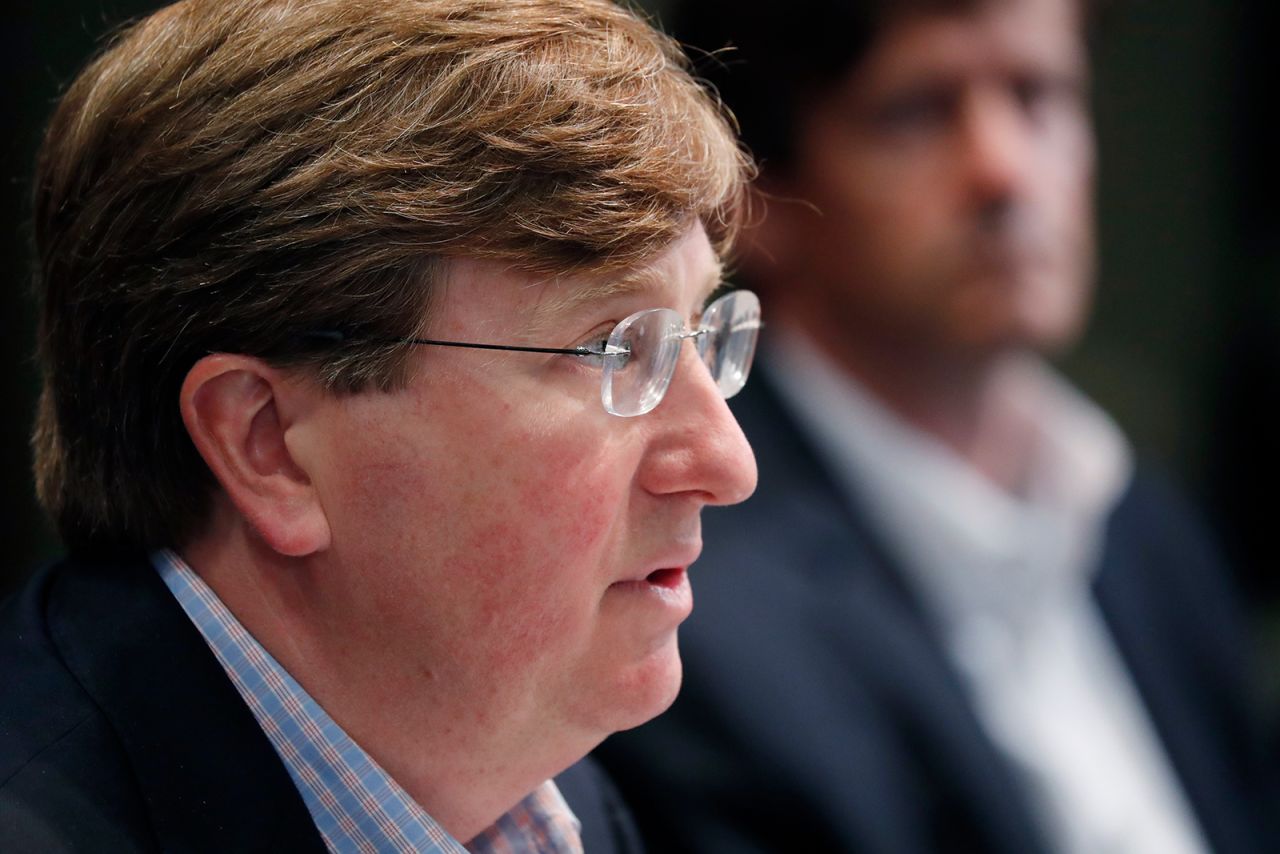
{"left": 180, "top": 354, "right": 331, "bottom": 557}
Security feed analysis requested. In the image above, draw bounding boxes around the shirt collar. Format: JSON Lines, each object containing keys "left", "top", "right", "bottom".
{"left": 764, "top": 329, "right": 1133, "bottom": 634}
{"left": 153, "top": 548, "right": 583, "bottom": 854}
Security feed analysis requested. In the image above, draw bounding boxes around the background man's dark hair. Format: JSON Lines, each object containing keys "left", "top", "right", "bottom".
{"left": 674, "top": 0, "right": 1099, "bottom": 168}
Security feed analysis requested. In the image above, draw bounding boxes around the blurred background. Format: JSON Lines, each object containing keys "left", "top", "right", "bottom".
{"left": 2, "top": 0, "right": 1277, "bottom": 689}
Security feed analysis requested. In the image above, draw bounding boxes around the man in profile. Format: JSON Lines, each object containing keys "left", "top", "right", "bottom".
{"left": 597, "top": 0, "right": 1275, "bottom": 851}
{"left": 0, "top": 0, "right": 760, "bottom": 849}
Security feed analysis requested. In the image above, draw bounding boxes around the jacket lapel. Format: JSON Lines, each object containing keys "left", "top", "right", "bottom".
{"left": 729, "top": 373, "right": 1051, "bottom": 853}
{"left": 1094, "top": 477, "right": 1271, "bottom": 854}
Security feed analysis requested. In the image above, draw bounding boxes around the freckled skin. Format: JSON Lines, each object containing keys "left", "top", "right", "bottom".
{"left": 281, "top": 222, "right": 758, "bottom": 799}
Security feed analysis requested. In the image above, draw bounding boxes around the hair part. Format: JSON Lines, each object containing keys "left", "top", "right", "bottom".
{"left": 33, "top": 0, "right": 751, "bottom": 555}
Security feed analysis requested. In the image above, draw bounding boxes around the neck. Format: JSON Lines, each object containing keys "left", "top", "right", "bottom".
{"left": 778, "top": 308, "right": 1038, "bottom": 493}
{"left": 180, "top": 508, "right": 576, "bottom": 842}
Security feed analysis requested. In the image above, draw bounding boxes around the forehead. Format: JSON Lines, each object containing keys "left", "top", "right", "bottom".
{"left": 529, "top": 252, "right": 726, "bottom": 326}
{"left": 856, "top": 0, "right": 1086, "bottom": 88}
{"left": 431, "top": 223, "right": 723, "bottom": 337}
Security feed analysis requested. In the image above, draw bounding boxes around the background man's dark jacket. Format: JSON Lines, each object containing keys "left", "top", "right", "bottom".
{"left": 597, "top": 371, "right": 1276, "bottom": 854}
{"left": 0, "top": 554, "right": 642, "bottom": 852}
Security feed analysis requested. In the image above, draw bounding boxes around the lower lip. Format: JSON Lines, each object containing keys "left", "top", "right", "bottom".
{"left": 608, "top": 567, "right": 693, "bottom": 614}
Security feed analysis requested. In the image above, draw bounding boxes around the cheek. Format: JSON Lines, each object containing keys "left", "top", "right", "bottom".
{"left": 804, "top": 178, "right": 944, "bottom": 314}
{"left": 482, "top": 426, "right": 628, "bottom": 572}
{"left": 1033, "top": 120, "right": 1094, "bottom": 226}
{"left": 469, "top": 449, "right": 625, "bottom": 592}
{"left": 321, "top": 382, "right": 645, "bottom": 684}
{"left": 811, "top": 143, "right": 945, "bottom": 269}
{"left": 432, "top": 431, "right": 638, "bottom": 670}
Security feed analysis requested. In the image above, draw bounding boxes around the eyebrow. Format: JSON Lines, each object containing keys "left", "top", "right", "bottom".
{"left": 528, "top": 257, "right": 726, "bottom": 333}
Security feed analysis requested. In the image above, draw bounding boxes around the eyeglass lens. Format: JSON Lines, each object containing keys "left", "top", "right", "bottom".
{"left": 601, "top": 290, "right": 760, "bottom": 417}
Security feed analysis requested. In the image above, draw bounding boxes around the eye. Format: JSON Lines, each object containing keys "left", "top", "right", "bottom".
{"left": 868, "top": 86, "right": 955, "bottom": 137}
{"left": 573, "top": 323, "right": 615, "bottom": 353}
{"left": 569, "top": 324, "right": 628, "bottom": 369}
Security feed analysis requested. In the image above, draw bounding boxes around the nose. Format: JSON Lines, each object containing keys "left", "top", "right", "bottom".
{"left": 959, "top": 87, "right": 1032, "bottom": 210}
{"left": 637, "top": 343, "right": 758, "bottom": 507}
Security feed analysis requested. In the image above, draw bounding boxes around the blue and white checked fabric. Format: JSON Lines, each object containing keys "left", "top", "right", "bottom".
{"left": 154, "top": 549, "right": 583, "bottom": 854}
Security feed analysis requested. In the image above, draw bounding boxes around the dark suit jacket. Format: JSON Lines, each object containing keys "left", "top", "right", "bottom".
{"left": 0, "top": 554, "right": 642, "bottom": 852}
{"left": 596, "top": 371, "right": 1276, "bottom": 853}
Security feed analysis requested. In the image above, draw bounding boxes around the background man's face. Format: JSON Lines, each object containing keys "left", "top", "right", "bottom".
{"left": 288, "top": 223, "right": 756, "bottom": 761}
{"left": 767, "top": 0, "right": 1093, "bottom": 360}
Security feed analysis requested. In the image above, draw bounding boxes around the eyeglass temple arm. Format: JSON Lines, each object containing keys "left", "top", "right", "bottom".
{"left": 304, "top": 330, "right": 623, "bottom": 358}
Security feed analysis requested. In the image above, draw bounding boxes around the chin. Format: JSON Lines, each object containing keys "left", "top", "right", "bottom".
{"left": 956, "top": 302, "right": 1088, "bottom": 357}
{"left": 948, "top": 268, "right": 1090, "bottom": 352}
{"left": 1016, "top": 276, "right": 1091, "bottom": 351}
{"left": 592, "top": 634, "right": 685, "bottom": 735}
{"left": 1008, "top": 312, "right": 1087, "bottom": 355}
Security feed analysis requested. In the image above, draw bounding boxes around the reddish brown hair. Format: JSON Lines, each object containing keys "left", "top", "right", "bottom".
{"left": 33, "top": 0, "right": 750, "bottom": 555}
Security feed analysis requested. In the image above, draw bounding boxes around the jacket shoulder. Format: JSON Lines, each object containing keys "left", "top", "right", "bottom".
{"left": 0, "top": 562, "right": 155, "bottom": 850}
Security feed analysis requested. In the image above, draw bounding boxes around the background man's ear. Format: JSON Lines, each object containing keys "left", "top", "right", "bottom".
{"left": 180, "top": 354, "right": 331, "bottom": 557}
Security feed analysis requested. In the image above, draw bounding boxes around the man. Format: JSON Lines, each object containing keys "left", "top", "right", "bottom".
{"left": 597, "top": 0, "right": 1276, "bottom": 851}
{"left": 0, "top": 0, "right": 760, "bottom": 849}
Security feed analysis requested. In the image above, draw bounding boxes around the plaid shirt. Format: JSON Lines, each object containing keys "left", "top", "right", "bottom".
{"left": 154, "top": 549, "right": 583, "bottom": 854}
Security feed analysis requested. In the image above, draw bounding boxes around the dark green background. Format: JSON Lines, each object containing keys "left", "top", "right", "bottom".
{"left": 3, "top": 2, "right": 1277, "bottom": 665}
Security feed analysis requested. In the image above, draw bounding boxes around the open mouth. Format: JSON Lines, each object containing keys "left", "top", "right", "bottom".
{"left": 645, "top": 567, "right": 685, "bottom": 589}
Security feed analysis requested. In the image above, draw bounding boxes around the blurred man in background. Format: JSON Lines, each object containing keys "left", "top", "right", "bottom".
{"left": 597, "top": 0, "right": 1277, "bottom": 851}
{"left": 0, "top": 0, "right": 760, "bottom": 848}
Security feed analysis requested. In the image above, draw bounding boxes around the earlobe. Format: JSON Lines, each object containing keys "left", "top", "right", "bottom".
{"left": 180, "top": 355, "right": 332, "bottom": 557}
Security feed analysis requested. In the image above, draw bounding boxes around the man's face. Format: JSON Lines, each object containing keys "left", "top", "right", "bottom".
{"left": 290, "top": 223, "right": 756, "bottom": 759}
{"left": 767, "top": 0, "right": 1093, "bottom": 360}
